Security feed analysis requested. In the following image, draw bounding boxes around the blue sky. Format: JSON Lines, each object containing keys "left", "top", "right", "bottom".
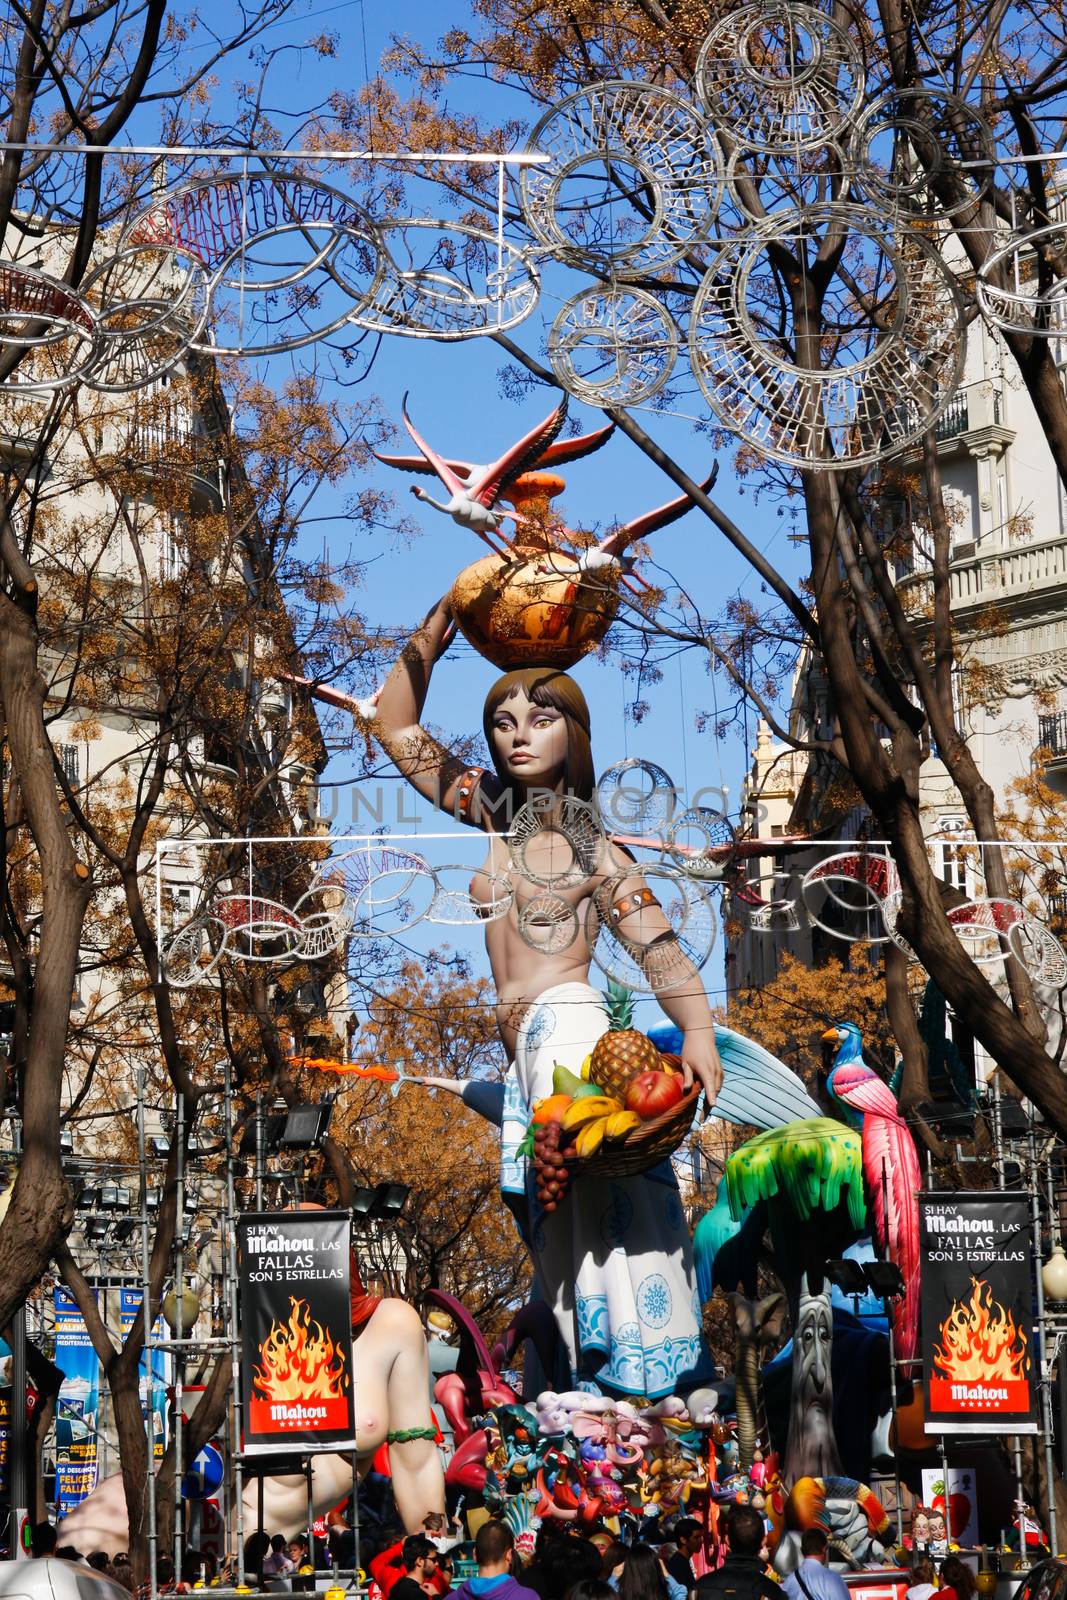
{"left": 163, "top": 0, "right": 808, "bottom": 1009}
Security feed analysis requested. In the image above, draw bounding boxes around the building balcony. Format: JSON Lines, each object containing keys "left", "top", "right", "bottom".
{"left": 898, "top": 528, "right": 1067, "bottom": 620}
{"left": 1037, "top": 712, "right": 1067, "bottom": 795}
{"left": 893, "top": 382, "right": 1015, "bottom": 464}
{"left": 111, "top": 405, "right": 223, "bottom": 509}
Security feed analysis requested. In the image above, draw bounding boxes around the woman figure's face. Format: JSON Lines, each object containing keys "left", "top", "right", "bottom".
{"left": 490, "top": 689, "right": 569, "bottom": 786}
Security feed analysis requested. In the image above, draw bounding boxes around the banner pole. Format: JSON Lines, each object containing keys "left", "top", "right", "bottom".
{"left": 1029, "top": 1125, "right": 1059, "bottom": 1553}
{"left": 1014, "top": 1435, "right": 1027, "bottom": 1560}
{"left": 882, "top": 1161, "right": 904, "bottom": 1546}
{"left": 350, "top": 1208, "right": 361, "bottom": 1586}
{"left": 174, "top": 1091, "right": 185, "bottom": 1579}
{"left": 137, "top": 1066, "right": 158, "bottom": 1600}
{"left": 222, "top": 1059, "right": 246, "bottom": 1587}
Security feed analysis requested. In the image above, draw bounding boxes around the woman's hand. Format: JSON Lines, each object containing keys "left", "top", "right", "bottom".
{"left": 679, "top": 1030, "right": 723, "bottom": 1111}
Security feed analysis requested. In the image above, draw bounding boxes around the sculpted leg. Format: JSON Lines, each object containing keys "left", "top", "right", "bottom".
{"left": 353, "top": 1298, "right": 445, "bottom": 1528}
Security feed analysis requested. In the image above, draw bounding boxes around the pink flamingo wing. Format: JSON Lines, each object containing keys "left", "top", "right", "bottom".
{"left": 400, "top": 393, "right": 467, "bottom": 496}
{"left": 472, "top": 395, "right": 569, "bottom": 506}
{"left": 600, "top": 466, "right": 720, "bottom": 554}
{"left": 536, "top": 420, "right": 616, "bottom": 467}
{"left": 372, "top": 450, "right": 476, "bottom": 479}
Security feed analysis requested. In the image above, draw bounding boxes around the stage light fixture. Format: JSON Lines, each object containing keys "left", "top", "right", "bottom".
{"left": 862, "top": 1260, "right": 906, "bottom": 1298}
{"left": 825, "top": 1258, "right": 867, "bottom": 1296}
{"left": 374, "top": 1182, "right": 410, "bottom": 1219}
{"left": 278, "top": 1102, "right": 333, "bottom": 1150}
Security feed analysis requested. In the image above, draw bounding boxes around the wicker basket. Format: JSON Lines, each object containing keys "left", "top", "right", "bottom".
{"left": 565, "top": 1056, "right": 700, "bottom": 1180}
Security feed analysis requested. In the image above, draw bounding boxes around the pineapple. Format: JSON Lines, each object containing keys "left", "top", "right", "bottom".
{"left": 589, "top": 981, "right": 661, "bottom": 1099}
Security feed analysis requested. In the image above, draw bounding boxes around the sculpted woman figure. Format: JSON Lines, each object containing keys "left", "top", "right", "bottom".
{"left": 334, "top": 592, "right": 723, "bottom": 1399}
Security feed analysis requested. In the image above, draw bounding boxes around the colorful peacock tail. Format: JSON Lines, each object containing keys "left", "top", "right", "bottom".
{"left": 588, "top": 980, "right": 660, "bottom": 1099}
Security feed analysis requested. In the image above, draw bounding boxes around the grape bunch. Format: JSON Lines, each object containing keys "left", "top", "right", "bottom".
{"left": 533, "top": 1120, "right": 571, "bottom": 1212}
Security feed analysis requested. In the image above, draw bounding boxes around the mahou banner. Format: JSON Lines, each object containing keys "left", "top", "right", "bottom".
{"left": 920, "top": 1192, "right": 1038, "bottom": 1435}
{"left": 236, "top": 1211, "right": 356, "bottom": 1454}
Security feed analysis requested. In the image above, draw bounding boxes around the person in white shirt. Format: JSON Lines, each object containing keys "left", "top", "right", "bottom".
{"left": 905, "top": 1558, "right": 938, "bottom": 1600}
{"left": 782, "top": 1529, "right": 851, "bottom": 1600}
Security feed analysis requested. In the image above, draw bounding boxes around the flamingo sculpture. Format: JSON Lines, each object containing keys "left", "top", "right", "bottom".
{"left": 376, "top": 392, "right": 719, "bottom": 599}
{"left": 375, "top": 392, "right": 614, "bottom": 550}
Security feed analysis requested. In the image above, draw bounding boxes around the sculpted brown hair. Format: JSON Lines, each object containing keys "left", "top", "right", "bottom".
{"left": 482, "top": 667, "right": 595, "bottom": 803}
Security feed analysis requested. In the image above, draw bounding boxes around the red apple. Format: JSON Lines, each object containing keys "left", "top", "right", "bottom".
{"left": 625, "top": 1070, "right": 685, "bottom": 1119}
{"left": 933, "top": 1492, "right": 972, "bottom": 1538}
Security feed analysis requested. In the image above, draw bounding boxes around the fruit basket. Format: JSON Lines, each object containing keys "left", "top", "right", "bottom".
{"left": 527, "top": 983, "right": 703, "bottom": 1210}
{"left": 571, "top": 1056, "right": 701, "bottom": 1179}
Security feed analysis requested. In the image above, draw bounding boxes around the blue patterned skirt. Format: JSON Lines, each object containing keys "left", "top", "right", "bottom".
{"left": 501, "top": 981, "right": 713, "bottom": 1399}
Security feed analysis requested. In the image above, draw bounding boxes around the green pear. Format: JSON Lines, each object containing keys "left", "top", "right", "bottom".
{"left": 552, "top": 1062, "right": 600, "bottom": 1099}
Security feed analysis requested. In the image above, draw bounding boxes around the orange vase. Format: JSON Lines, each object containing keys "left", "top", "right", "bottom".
{"left": 449, "top": 543, "right": 620, "bottom": 670}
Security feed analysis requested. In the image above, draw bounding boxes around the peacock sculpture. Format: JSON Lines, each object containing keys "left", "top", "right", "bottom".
{"left": 821, "top": 1022, "right": 921, "bottom": 1361}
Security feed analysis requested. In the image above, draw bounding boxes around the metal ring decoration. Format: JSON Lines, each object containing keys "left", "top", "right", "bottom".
{"left": 520, "top": 82, "right": 722, "bottom": 277}
{"left": 666, "top": 807, "right": 736, "bottom": 879}
{"left": 945, "top": 897, "right": 1025, "bottom": 965}
{"left": 0, "top": 261, "right": 98, "bottom": 390}
{"left": 548, "top": 286, "right": 679, "bottom": 406}
{"left": 161, "top": 916, "right": 225, "bottom": 987}
{"left": 695, "top": 4, "right": 864, "bottom": 154}
{"left": 125, "top": 171, "right": 388, "bottom": 357}
{"left": 337, "top": 846, "right": 438, "bottom": 938}
{"left": 596, "top": 759, "right": 677, "bottom": 839}
{"left": 426, "top": 865, "right": 514, "bottom": 925}
{"left": 725, "top": 142, "right": 848, "bottom": 223}
{"left": 1007, "top": 916, "right": 1067, "bottom": 989}
{"left": 688, "top": 204, "right": 966, "bottom": 469}
{"left": 509, "top": 796, "right": 606, "bottom": 890}
{"left": 518, "top": 892, "right": 580, "bottom": 954}
{"left": 588, "top": 863, "right": 715, "bottom": 993}
{"left": 800, "top": 851, "right": 899, "bottom": 943}
{"left": 125, "top": 171, "right": 379, "bottom": 274}
{"left": 291, "top": 883, "right": 358, "bottom": 959}
{"left": 976, "top": 222, "right": 1067, "bottom": 339}
{"left": 851, "top": 88, "right": 994, "bottom": 220}
{"left": 213, "top": 893, "right": 306, "bottom": 959}
{"left": 732, "top": 878, "right": 802, "bottom": 934}
{"left": 81, "top": 245, "right": 213, "bottom": 392}
{"left": 349, "top": 219, "right": 540, "bottom": 340}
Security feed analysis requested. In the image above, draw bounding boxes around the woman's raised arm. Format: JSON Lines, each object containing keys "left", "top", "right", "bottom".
{"left": 371, "top": 596, "right": 488, "bottom": 818}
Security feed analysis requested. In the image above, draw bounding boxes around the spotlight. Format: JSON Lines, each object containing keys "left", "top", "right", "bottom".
{"left": 374, "top": 1182, "right": 410, "bottom": 1219}
{"left": 825, "top": 1258, "right": 867, "bottom": 1296}
{"left": 150, "top": 1136, "right": 170, "bottom": 1158}
{"left": 59, "top": 1129, "right": 74, "bottom": 1157}
{"left": 278, "top": 1102, "right": 333, "bottom": 1151}
{"left": 999, "top": 1098, "right": 1032, "bottom": 1136}
{"left": 351, "top": 1186, "right": 376, "bottom": 1218}
{"left": 862, "top": 1261, "right": 907, "bottom": 1299}
{"left": 237, "top": 1113, "right": 286, "bottom": 1155}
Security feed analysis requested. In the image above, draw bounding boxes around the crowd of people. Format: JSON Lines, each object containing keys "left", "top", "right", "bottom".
{"left": 19, "top": 1496, "right": 998, "bottom": 1600}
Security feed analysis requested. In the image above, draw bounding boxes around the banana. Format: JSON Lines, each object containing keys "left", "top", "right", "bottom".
{"left": 580, "top": 1055, "right": 592, "bottom": 1081}
{"left": 575, "top": 1117, "right": 609, "bottom": 1158}
{"left": 604, "top": 1109, "right": 642, "bottom": 1141}
{"left": 561, "top": 1095, "right": 622, "bottom": 1131}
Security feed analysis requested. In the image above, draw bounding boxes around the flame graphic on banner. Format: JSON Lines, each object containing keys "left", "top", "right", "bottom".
{"left": 933, "top": 1276, "right": 1028, "bottom": 1382}
{"left": 252, "top": 1297, "right": 348, "bottom": 1401}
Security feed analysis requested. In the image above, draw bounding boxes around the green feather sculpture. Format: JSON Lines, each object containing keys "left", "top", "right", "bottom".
{"left": 725, "top": 1117, "right": 866, "bottom": 1234}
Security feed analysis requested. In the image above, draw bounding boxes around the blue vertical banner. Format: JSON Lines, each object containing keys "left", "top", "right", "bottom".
{"left": 119, "top": 1290, "right": 168, "bottom": 1463}
{"left": 53, "top": 1289, "right": 99, "bottom": 1515}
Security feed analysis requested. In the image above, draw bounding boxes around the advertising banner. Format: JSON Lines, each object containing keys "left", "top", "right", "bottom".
{"left": 236, "top": 1211, "right": 355, "bottom": 1454}
{"left": 919, "top": 1465, "right": 979, "bottom": 1548}
{"left": 119, "top": 1290, "right": 168, "bottom": 1463}
{"left": 53, "top": 1288, "right": 100, "bottom": 1513}
{"left": 920, "top": 1192, "right": 1038, "bottom": 1435}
